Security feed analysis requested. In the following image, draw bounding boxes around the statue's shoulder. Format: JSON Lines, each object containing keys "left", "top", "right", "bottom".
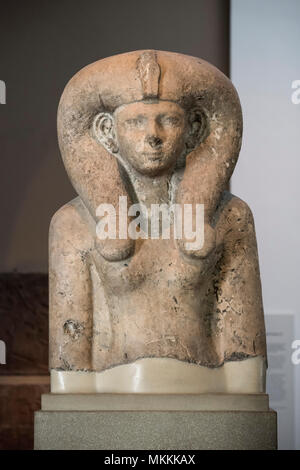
{"left": 219, "top": 191, "right": 255, "bottom": 227}
{"left": 49, "top": 197, "right": 93, "bottom": 249}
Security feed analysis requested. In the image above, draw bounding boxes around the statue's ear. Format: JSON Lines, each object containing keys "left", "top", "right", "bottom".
{"left": 93, "top": 112, "right": 119, "bottom": 153}
{"left": 185, "top": 107, "right": 208, "bottom": 152}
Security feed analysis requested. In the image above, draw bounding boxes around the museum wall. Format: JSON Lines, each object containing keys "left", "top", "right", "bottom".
{"left": 231, "top": 0, "right": 300, "bottom": 449}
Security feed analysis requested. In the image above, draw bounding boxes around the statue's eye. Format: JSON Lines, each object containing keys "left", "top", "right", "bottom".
{"left": 125, "top": 117, "right": 146, "bottom": 128}
{"left": 160, "top": 115, "right": 181, "bottom": 127}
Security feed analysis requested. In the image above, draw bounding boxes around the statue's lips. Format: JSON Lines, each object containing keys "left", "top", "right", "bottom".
{"left": 142, "top": 151, "right": 163, "bottom": 161}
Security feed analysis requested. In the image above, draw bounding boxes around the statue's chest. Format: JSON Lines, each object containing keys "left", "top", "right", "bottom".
{"left": 96, "top": 238, "right": 219, "bottom": 295}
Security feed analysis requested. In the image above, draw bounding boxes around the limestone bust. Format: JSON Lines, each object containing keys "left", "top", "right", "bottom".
{"left": 49, "top": 50, "right": 267, "bottom": 394}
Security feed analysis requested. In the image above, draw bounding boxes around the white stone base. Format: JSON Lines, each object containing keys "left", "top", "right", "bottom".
{"left": 51, "top": 356, "right": 266, "bottom": 394}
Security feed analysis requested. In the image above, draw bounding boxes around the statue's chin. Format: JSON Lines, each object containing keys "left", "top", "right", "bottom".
{"left": 126, "top": 154, "right": 177, "bottom": 177}
{"left": 132, "top": 164, "right": 173, "bottom": 177}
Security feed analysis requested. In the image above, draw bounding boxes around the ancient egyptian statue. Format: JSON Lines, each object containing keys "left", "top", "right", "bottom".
{"left": 49, "top": 50, "right": 267, "bottom": 394}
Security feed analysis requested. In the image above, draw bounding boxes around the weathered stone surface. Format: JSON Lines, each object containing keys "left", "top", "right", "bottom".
{"left": 0, "top": 273, "right": 48, "bottom": 375}
{"left": 49, "top": 50, "right": 267, "bottom": 387}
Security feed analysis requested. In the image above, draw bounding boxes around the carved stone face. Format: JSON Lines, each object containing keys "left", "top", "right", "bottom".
{"left": 114, "top": 101, "right": 187, "bottom": 176}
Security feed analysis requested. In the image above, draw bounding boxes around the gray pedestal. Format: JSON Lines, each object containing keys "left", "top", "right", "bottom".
{"left": 34, "top": 394, "right": 277, "bottom": 450}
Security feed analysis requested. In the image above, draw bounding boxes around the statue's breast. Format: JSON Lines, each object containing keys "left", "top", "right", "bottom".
{"left": 93, "top": 237, "right": 220, "bottom": 296}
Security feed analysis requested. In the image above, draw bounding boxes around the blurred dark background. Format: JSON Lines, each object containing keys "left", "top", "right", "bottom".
{"left": 0, "top": 0, "right": 229, "bottom": 449}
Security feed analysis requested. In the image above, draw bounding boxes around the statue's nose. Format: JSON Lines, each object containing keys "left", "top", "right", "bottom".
{"left": 146, "top": 135, "right": 162, "bottom": 149}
